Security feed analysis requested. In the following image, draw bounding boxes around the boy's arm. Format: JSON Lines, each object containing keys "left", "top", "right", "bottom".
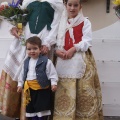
{"left": 46, "top": 59, "right": 58, "bottom": 86}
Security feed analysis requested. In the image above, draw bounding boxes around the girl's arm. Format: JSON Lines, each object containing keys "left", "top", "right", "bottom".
{"left": 17, "top": 64, "right": 24, "bottom": 92}
{"left": 74, "top": 18, "right": 92, "bottom": 52}
{"left": 17, "top": 64, "right": 24, "bottom": 90}
{"left": 55, "top": 49, "right": 66, "bottom": 59}
{"left": 10, "top": 27, "right": 19, "bottom": 38}
{"left": 42, "top": 0, "right": 64, "bottom": 49}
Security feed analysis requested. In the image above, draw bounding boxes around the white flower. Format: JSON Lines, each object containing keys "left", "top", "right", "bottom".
{"left": 0, "top": 2, "right": 9, "bottom": 7}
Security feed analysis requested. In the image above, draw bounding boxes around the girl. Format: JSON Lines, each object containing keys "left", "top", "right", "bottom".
{"left": 53, "top": 0, "right": 104, "bottom": 120}
{"left": 17, "top": 36, "right": 58, "bottom": 120}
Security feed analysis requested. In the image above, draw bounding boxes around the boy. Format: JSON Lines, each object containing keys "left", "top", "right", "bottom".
{"left": 17, "top": 36, "right": 58, "bottom": 120}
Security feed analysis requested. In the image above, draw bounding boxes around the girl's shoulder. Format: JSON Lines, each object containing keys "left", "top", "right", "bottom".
{"left": 84, "top": 17, "right": 91, "bottom": 22}
{"left": 84, "top": 17, "right": 92, "bottom": 25}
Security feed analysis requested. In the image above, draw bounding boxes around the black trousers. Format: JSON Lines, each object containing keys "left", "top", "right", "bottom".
{"left": 26, "top": 88, "right": 51, "bottom": 113}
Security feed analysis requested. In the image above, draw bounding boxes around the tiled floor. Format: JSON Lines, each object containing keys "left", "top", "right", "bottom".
{"left": 0, "top": 114, "right": 14, "bottom": 120}
{"left": 104, "top": 117, "right": 120, "bottom": 120}
{"left": 0, "top": 115, "right": 120, "bottom": 120}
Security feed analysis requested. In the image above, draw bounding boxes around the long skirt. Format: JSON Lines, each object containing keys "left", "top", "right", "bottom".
{"left": 0, "top": 70, "right": 26, "bottom": 120}
{"left": 53, "top": 49, "right": 104, "bottom": 120}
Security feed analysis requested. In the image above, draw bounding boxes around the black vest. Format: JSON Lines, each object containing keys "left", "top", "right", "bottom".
{"left": 23, "top": 55, "right": 50, "bottom": 88}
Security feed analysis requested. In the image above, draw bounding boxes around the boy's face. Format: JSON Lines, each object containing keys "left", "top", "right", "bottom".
{"left": 26, "top": 43, "right": 41, "bottom": 59}
{"left": 66, "top": 0, "right": 81, "bottom": 19}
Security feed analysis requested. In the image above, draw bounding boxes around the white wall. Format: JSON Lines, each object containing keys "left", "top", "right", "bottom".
{"left": 91, "top": 21, "right": 120, "bottom": 116}
{"left": 82, "top": 0, "right": 120, "bottom": 116}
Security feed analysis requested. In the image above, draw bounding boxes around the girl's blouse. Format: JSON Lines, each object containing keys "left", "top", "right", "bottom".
{"left": 23, "top": 0, "right": 63, "bottom": 50}
{"left": 56, "top": 18, "right": 92, "bottom": 78}
{"left": 18, "top": 58, "right": 58, "bottom": 87}
{"left": 73, "top": 18, "right": 92, "bottom": 52}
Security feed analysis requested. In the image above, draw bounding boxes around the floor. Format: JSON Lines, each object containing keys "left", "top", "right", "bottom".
{"left": 0, "top": 115, "right": 120, "bottom": 120}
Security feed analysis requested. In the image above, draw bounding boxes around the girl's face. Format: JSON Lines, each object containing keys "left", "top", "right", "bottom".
{"left": 66, "top": 0, "right": 81, "bottom": 19}
{"left": 26, "top": 43, "right": 41, "bottom": 59}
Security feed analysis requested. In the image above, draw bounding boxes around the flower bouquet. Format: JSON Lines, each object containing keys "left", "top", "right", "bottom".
{"left": 0, "top": 0, "right": 29, "bottom": 45}
{"left": 113, "top": 0, "right": 120, "bottom": 19}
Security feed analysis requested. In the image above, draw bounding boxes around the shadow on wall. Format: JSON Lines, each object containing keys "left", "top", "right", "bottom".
{"left": 82, "top": 0, "right": 118, "bottom": 31}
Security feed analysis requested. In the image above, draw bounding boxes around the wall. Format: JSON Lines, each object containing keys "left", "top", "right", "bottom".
{"left": 82, "top": 0, "right": 120, "bottom": 116}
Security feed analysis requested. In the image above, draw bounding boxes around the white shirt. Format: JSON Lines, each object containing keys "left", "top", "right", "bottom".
{"left": 18, "top": 58, "right": 58, "bottom": 87}
{"left": 56, "top": 18, "right": 92, "bottom": 78}
{"left": 74, "top": 18, "right": 92, "bottom": 52}
{"left": 22, "top": 0, "right": 64, "bottom": 49}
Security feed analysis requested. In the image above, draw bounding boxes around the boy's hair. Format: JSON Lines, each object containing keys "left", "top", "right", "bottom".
{"left": 25, "top": 36, "right": 42, "bottom": 48}
{"left": 64, "top": 0, "right": 81, "bottom": 4}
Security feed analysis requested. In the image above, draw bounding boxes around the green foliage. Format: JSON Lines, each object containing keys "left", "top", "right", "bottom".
{"left": 0, "top": 6, "right": 30, "bottom": 26}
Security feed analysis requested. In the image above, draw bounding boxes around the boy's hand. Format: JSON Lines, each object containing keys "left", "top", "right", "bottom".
{"left": 51, "top": 85, "right": 57, "bottom": 92}
{"left": 17, "top": 86, "right": 22, "bottom": 93}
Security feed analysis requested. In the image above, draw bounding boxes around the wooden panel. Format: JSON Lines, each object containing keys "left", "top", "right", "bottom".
{"left": 0, "top": 38, "right": 13, "bottom": 58}
{"left": 91, "top": 40, "right": 120, "bottom": 61}
{"left": 96, "top": 61, "right": 120, "bottom": 82}
{"left": 103, "top": 104, "right": 120, "bottom": 116}
{"left": 101, "top": 82, "right": 120, "bottom": 104}
{"left": 101, "top": 82, "right": 120, "bottom": 116}
{"left": 0, "top": 58, "right": 4, "bottom": 73}
{"left": 0, "top": 20, "right": 13, "bottom": 38}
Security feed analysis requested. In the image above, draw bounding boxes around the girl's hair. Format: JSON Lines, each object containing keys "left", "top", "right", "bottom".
{"left": 64, "top": 0, "right": 81, "bottom": 4}
{"left": 25, "top": 36, "right": 42, "bottom": 48}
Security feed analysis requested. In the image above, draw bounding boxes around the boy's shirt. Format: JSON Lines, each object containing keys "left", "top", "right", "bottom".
{"left": 18, "top": 58, "right": 58, "bottom": 87}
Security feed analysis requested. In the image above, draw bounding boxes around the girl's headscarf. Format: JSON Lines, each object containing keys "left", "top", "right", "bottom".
{"left": 56, "top": 6, "right": 85, "bottom": 49}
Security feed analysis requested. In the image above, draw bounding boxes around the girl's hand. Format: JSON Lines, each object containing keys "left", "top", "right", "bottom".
{"left": 51, "top": 85, "right": 57, "bottom": 92}
{"left": 10, "top": 27, "right": 19, "bottom": 39}
{"left": 17, "top": 86, "right": 22, "bottom": 93}
{"left": 55, "top": 50, "right": 66, "bottom": 59}
{"left": 65, "top": 47, "right": 76, "bottom": 59}
{"left": 41, "top": 45, "right": 49, "bottom": 55}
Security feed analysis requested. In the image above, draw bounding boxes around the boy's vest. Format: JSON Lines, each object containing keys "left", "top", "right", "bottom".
{"left": 23, "top": 55, "right": 50, "bottom": 88}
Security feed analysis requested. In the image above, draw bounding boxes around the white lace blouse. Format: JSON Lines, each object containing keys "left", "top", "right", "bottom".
{"left": 56, "top": 18, "right": 92, "bottom": 78}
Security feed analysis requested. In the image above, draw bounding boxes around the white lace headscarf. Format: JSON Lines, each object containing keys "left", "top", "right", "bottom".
{"left": 56, "top": 6, "right": 85, "bottom": 49}
{"left": 20, "top": 0, "right": 37, "bottom": 9}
